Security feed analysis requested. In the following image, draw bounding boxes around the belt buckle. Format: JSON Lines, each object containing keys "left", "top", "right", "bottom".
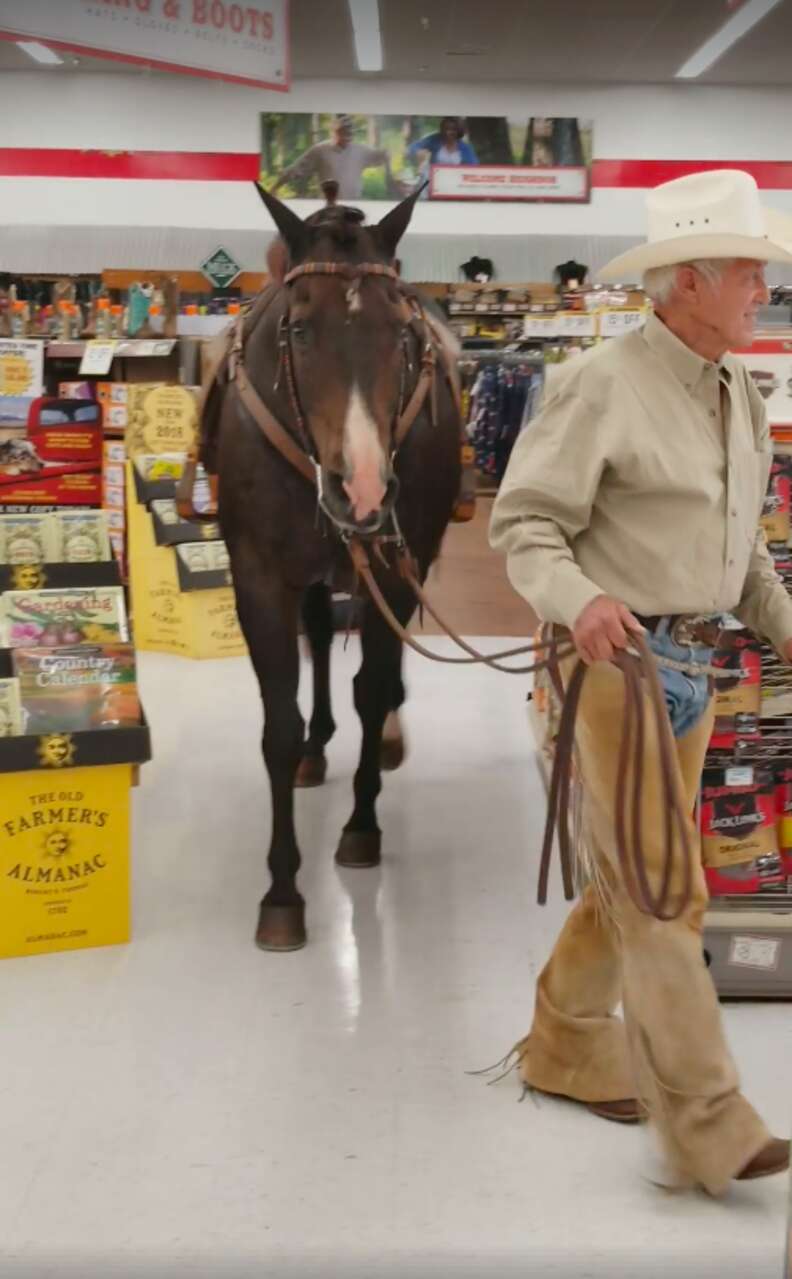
{"left": 671, "top": 616, "right": 699, "bottom": 647}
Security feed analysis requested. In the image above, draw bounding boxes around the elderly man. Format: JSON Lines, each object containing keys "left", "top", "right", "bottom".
{"left": 490, "top": 170, "right": 792, "bottom": 1195}
{"left": 272, "top": 114, "right": 392, "bottom": 201}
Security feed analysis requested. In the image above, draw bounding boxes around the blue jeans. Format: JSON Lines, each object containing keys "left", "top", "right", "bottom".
{"left": 644, "top": 622, "right": 713, "bottom": 739}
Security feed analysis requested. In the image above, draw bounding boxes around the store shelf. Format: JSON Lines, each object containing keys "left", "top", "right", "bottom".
{"left": 46, "top": 339, "right": 177, "bottom": 360}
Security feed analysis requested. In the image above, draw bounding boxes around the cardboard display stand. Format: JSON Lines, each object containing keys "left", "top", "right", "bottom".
{"left": 127, "top": 464, "right": 246, "bottom": 659}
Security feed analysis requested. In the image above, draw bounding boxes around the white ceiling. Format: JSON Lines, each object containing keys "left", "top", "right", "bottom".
{"left": 0, "top": 0, "right": 790, "bottom": 85}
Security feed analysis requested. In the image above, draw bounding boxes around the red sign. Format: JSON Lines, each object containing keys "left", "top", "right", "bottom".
{"left": 0, "top": 0, "right": 290, "bottom": 92}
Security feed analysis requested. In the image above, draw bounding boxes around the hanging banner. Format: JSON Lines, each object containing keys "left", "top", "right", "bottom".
{"left": 261, "top": 113, "right": 593, "bottom": 202}
{"left": 0, "top": 0, "right": 290, "bottom": 92}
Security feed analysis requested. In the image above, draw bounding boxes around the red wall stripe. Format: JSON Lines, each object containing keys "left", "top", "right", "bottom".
{"left": 2, "top": 150, "right": 792, "bottom": 189}
{"left": 591, "top": 159, "right": 792, "bottom": 189}
{"left": 0, "top": 148, "right": 259, "bottom": 181}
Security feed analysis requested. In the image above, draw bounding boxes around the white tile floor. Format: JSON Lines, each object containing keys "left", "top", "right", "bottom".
{"left": 0, "top": 642, "right": 790, "bottom": 1279}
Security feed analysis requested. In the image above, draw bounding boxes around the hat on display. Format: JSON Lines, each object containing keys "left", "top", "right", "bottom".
{"left": 460, "top": 255, "right": 495, "bottom": 282}
{"left": 554, "top": 259, "right": 589, "bottom": 288}
{"left": 598, "top": 169, "right": 792, "bottom": 282}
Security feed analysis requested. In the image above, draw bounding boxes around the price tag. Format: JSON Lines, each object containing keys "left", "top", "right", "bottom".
{"left": 523, "top": 315, "right": 555, "bottom": 338}
{"left": 598, "top": 309, "right": 647, "bottom": 338}
{"left": 79, "top": 341, "right": 116, "bottom": 376}
{"left": 729, "top": 935, "right": 781, "bottom": 971}
{"left": 725, "top": 766, "right": 753, "bottom": 787}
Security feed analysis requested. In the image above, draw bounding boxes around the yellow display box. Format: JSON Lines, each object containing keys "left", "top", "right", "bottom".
{"left": 126, "top": 464, "right": 246, "bottom": 660}
{"left": 0, "top": 763, "right": 132, "bottom": 959}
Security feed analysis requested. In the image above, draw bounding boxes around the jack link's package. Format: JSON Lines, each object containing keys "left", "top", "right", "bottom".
{"left": 761, "top": 454, "right": 792, "bottom": 545}
{"left": 710, "top": 629, "right": 762, "bottom": 750}
{"left": 701, "top": 764, "right": 785, "bottom": 896}
{"left": 774, "top": 764, "right": 792, "bottom": 875}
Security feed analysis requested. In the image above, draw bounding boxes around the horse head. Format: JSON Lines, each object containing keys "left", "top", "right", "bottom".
{"left": 256, "top": 182, "right": 424, "bottom": 533}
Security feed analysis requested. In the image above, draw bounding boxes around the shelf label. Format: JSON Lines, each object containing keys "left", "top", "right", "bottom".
{"left": 79, "top": 341, "right": 116, "bottom": 377}
{"left": 728, "top": 935, "right": 781, "bottom": 971}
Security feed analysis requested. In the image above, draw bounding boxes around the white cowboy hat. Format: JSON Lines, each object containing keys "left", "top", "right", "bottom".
{"left": 599, "top": 169, "right": 792, "bottom": 282}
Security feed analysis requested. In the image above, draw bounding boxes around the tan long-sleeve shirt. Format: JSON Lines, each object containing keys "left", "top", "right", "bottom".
{"left": 490, "top": 311, "right": 792, "bottom": 652}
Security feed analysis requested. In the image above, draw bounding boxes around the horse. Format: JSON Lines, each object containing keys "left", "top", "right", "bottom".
{"left": 201, "top": 185, "right": 462, "bottom": 952}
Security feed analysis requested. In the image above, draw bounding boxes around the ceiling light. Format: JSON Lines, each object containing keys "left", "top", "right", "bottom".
{"left": 16, "top": 41, "right": 64, "bottom": 66}
{"left": 675, "top": 0, "right": 782, "bottom": 78}
{"left": 348, "top": 0, "right": 383, "bottom": 73}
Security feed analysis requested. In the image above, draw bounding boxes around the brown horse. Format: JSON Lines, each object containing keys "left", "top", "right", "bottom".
{"left": 209, "top": 186, "right": 461, "bottom": 951}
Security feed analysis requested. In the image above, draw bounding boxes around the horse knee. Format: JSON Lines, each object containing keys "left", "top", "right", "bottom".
{"left": 263, "top": 703, "right": 304, "bottom": 770}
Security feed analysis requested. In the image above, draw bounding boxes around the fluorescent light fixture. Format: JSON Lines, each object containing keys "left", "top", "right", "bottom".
{"left": 348, "top": 0, "right": 383, "bottom": 72}
{"left": 676, "top": 0, "right": 782, "bottom": 78}
{"left": 16, "top": 41, "right": 63, "bottom": 66}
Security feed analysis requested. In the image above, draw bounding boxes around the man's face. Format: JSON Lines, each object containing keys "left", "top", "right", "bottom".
{"left": 333, "top": 125, "right": 352, "bottom": 148}
{"left": 694, "top": 258, "right": 770, "bottom": 349}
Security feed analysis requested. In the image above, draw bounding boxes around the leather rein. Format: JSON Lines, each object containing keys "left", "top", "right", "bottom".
{"left": 174, "top": 263, "right": 699, "bottom": 925}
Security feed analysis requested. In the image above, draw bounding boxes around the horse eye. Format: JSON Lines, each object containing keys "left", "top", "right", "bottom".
{"left": 291, "top": 321, "right": 309, "bottom": 343}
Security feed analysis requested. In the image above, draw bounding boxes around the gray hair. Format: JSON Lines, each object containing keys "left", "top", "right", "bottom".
{"left": 643, "top": 259, "right": 730, "bottom": 305}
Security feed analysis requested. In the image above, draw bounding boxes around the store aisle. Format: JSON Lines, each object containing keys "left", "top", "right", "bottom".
{"left": 0, "top": 645, "right": 789, "bottom": 1279}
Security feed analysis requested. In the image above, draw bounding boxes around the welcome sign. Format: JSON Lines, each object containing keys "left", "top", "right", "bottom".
{"left": 0, "top": 0, "right": 290, "bottom": 91}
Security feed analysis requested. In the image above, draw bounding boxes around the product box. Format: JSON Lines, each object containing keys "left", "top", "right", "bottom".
{"left": 126, "top": 463, "right": 245, "bottom": 659}
{"left": 0, "top": 763, "right": 132, "bottom": 959}
{"left": 58, "top": 382, "right": 95, "bottom": 401}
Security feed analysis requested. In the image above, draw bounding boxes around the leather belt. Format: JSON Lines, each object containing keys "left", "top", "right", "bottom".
{"left": 634, "top": 613, "right": 722, "bottom": 649}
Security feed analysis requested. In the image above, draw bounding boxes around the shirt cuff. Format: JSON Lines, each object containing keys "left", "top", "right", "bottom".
{"left": 506, "top": 558, "right": 604, "bottom": 630}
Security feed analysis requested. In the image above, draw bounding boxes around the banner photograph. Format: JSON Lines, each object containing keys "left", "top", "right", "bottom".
{"left": 259, "top": 113, "right": 593, "bottom": 202}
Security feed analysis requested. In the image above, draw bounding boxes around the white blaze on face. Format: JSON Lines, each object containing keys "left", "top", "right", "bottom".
{"left": 342, "top": 383, "right": 387, "bottom": 522}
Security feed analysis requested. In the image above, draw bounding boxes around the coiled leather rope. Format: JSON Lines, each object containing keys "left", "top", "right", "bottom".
{"left": 350, "top": 539, "right": 697, "bottom": 922}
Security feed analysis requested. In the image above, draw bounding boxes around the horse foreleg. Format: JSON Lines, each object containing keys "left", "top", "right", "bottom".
{"left": 336, "top": 590, "right": 414, "bottom": 868}
{"left": 296, "top": 581, "right": 336, "bottom": 789}
{"left": 233, "top": 569, "right": 307, "bottom": 951}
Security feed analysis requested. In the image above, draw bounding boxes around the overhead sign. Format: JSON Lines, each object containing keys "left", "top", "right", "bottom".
{"left": 261, "top": 112, "right": 592, "bottom": 203}
{"left": 430, "top": 165, "right": 590, "bottom": 203}
{"left": 201, "top": 246, "right": 242, "bottom": 288}
{"left": 0, "top": 0, "right": 290, "bottom": 92}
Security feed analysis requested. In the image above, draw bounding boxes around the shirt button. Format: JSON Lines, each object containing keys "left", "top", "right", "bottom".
{"left": 728, "top": 559, "right": 735, "bottom": 567}
{"left": 709, "top": 409, "right": 717, "bottom": 418}
{"left": 731, "top": 507, "right": 738, "bottom": 516}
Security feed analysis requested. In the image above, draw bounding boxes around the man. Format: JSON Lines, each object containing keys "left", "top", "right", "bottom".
{"left": 271, "top": 115, "right": 392, "bottom": 201}
{"left": 490, "top": 169, "right": 792, "bottom": 1195}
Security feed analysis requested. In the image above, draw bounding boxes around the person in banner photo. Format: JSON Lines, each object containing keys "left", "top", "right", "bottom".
{"left": 490, "top": 169, "right": 792, "bottom": 1194}
{"left": 270, "top": 114, "right": 394, "bottom": 201}
{"left": 405, "top": 117, "right": 479, "bottom": 196}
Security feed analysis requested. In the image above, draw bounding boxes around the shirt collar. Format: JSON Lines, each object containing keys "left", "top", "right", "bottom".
{"left": 642, "top": 311, "right": 730, "bottom": 390}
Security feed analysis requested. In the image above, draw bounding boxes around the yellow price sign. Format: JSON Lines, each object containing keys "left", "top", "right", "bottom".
{"left": 0, "top": 354, "right": 34, "bottom": 396}
{"left": 141, "top": 386, "right": 197, "bottom": 454}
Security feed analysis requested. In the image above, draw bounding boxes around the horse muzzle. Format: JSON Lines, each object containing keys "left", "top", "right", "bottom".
{"left": 318, "top": 467, "right": 400, "bottom": 536}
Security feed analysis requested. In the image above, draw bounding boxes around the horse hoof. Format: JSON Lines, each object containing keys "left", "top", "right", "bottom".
{"left": 255, "top": 902, "right": 307, "bottom": 952}
{"left": 381, "top": 711, "right": 406, "bottom": 772}
{"left": 295, "top": 753, "right": 327, "bottom": 788}
{"left": 336, "top": 830, "right": 382, "bottom": 868}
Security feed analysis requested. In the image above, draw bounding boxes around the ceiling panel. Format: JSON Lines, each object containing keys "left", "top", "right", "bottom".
{"left": 0, "top": 0, "right": 788, "bottom": 85}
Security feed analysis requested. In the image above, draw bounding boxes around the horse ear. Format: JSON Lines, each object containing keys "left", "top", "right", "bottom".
{"left": 253, "top": 182, "right": 307, "bottom": 258}
{"left": 374, "top": 183, "right": 426, "bottom": 260}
